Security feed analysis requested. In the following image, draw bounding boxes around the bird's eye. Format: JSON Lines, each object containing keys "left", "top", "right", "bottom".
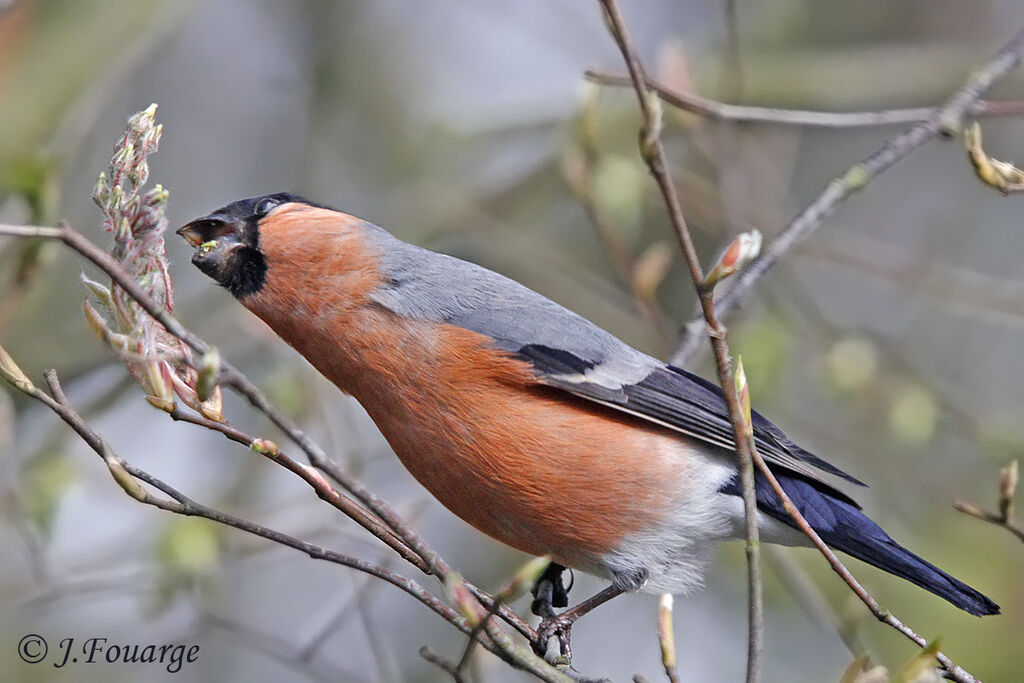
{"left": 255, "top": 198, "right": 280, "bottom": 217}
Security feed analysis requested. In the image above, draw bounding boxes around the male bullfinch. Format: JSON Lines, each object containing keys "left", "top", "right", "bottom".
{"left": 177, "top": 193, "right": 999, "bottom": 619}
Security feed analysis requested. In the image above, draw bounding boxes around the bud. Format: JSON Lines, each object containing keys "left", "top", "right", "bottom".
{"left": 638, "top": 90, "right": 664, "bottom": 163}
{"left": 658, "top": 593, "right": 678, "bottom": 676}
{"left": 897, "top": 639, "right": 942, "bottom": 683}
{"left": 0, "top": 343, "right": 34, "bottom": 391}
{"left": 144, "top": 184, "right": 169, "bottom": 208}
{"left": 445, "top": 573, "right": 485, "bottom": 627}
{"left": 81, "top": 274, "right": 113, "bottom": 309}
{"left": 106, "top": 184, "right": 125, "bottom": 218}
{"left": 495, "top": 555, "right": 551, "bottom": 604}
{"left": 251, "top": 438, "right": 280, "bottom": 456}
{"left": 195, "top": 348, "right": 220, "bottom": 402}
{"left": 297, "top": 462, "right": 333, "bottom": 491}
{"left": 82, "top": 300, "right": 125, "bottom": 352}
{"left": 198, "top": 386, "right": 224, "bottom": 422}
{"left": 112, "top": 142, "right": 134, "bottom": 172}
{"left": 92, "top": 172, "right": 110, "bottom": 206}
{"left": 104, "top": 454, "right": 150, "bottom": 502}
{"left": 704, "top": 229, "right": 762, "bottom": 290}
{"left": 143, "top": 361, "right": 175, "bottom": 413}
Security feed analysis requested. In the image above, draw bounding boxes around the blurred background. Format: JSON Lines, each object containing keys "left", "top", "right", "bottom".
{"left": 2, "top": 1, "right": 1023, "bottom": 681}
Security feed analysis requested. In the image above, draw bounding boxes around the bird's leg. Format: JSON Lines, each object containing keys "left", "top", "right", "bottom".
{"left": 531, "top": 583, "right": 629, "bottom": 663}
{"left": 530, "top": 561, "right": 570, "bottom": 618}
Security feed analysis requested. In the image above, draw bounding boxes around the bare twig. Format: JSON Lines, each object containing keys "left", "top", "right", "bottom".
{"left": 420, "top": 646, "right": 466, "bottom": 682}
{"left": 585, "top": 70, "right": 1024, "bottom": 129}
{"left": 658, "top": 594, "right": 680, "bottom": 683}
{"left": 2, "top": 353, "right": 575, "bottom": 680}
{"left": 670, "top": 26, "right": 1024, "bottom": 366}
{"left": 953, "top": 500, "right": 1024, "bottom": 542}
{"left": 597, "top": 1, "right": 764, "bottom": 680}
{"left": 598, "top": 3, "right": 990, "bottom": 683}
{"left": 955, "top": 460, "right": 1024, "bottom": 543}
{"left": 167, "top": 406, "right": 425, "bottom": 571}
{"left": 454, "top": 556, "right": 551, "bottom": 679}
{"left": 0, "top": 359, "right": 469, "bottom": 635}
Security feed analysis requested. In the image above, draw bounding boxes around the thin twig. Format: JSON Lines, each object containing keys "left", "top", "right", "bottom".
{"left": 598, "top": 4, "right": 990, "bottom": 683}
{"left": 597, "top": 2, "right": 764, "bottom": 680}
{"left": 953, "top": 502, "right": 1024, "bottom": 544}
{"left": 0, "top": 362, "right": 469, "bottom": 636}
{"left": 950, "top": 458, "right": 1024, "bottom": 548}
{"left": 585, "top": 70, "right": 1024, "bottom": 129}
{"left": 2, "top": 358, "right": 570, "bottom": 678}
{"left": 671, "top": 26, "right": 1024, "bottom": 366}
{"left": 168, "top": 406, "right": 426, "bottom": 571}
{"left": 420, "top": 646, "right": 466, "bottom": 682}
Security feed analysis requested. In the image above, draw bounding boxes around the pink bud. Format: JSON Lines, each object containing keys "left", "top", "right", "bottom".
{"left": 704, "top": 229, "right": 762, "bottom": 289}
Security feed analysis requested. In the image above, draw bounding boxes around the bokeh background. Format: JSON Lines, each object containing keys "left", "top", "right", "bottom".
{"left": 2, "top": 1, "right": 1023, "bottom": 681}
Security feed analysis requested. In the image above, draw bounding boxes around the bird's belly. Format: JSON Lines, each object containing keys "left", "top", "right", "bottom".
{"left": 361, "top": 382, "right": 732, "bottom": 579}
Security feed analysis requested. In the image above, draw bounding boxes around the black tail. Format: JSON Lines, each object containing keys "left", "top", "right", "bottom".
{"left": 724, "top": 472, "right": 1000, "bottom": 616}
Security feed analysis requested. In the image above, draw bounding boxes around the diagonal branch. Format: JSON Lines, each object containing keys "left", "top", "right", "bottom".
{"left": 2, "top": 352, "right": 570, "bottom": 677}
{"left": 598, "top": 3, "right": 997, "bottom": 683}
{"left": 671, "top": 26, "right": 1024, "bottom": 366}
{"left": 597, "top": 1, "right": 764, "bottom": 680}
{"left": 0, "top": 359, "right": 466, "bottom": 635}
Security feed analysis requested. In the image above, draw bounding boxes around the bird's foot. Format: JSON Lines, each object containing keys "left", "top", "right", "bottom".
{"left": 529, "top": 562, "right": 574, "bottom": 663}
{"left": 533, "top": 612, "right": 574, "bottom": 664}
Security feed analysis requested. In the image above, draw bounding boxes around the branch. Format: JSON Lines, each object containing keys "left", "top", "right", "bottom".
{"left": 585, "top": 70, "right": 1024, "bottom": 129}
{"left": 671, "top": 26, "right": 1024, "bottom": 366}
{"left": 2, "top": 350, "right": 573, "bottom": 679}
{"left": 0, "top": 221, "right": 535, "bottom": 642}
{"left": 598, "top": 3, "right": 991, "bottom": 683}
{"left": 0, "top": 358, "right": 466, "bottom": 635}
{"left": 597, "top": 2, "right": 764, "bottom": 680}
{"left": 953, "top": 501, "right": 1024, "bottom": 543}
{"left": 955, "top": 460, "right": 1024, "bottom": 543}
{"left": 167, "top": 407, "right": 426, "bottom": 571}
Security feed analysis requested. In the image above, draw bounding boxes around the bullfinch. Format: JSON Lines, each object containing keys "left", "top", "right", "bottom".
{"left": 177, "top": 193, "right": 999, "bottom": 620}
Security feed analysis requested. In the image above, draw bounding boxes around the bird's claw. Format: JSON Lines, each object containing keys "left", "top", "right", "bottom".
{"left": 533, "top": 613, "right": 574, "bottom": 663}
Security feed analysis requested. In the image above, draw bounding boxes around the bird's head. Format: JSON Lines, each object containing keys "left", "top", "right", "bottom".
{"left": 176, "top": 190, "right": 386, "bottom": 340}
{"left": 177, "top": 192, "right": 334, "bottom": 299}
